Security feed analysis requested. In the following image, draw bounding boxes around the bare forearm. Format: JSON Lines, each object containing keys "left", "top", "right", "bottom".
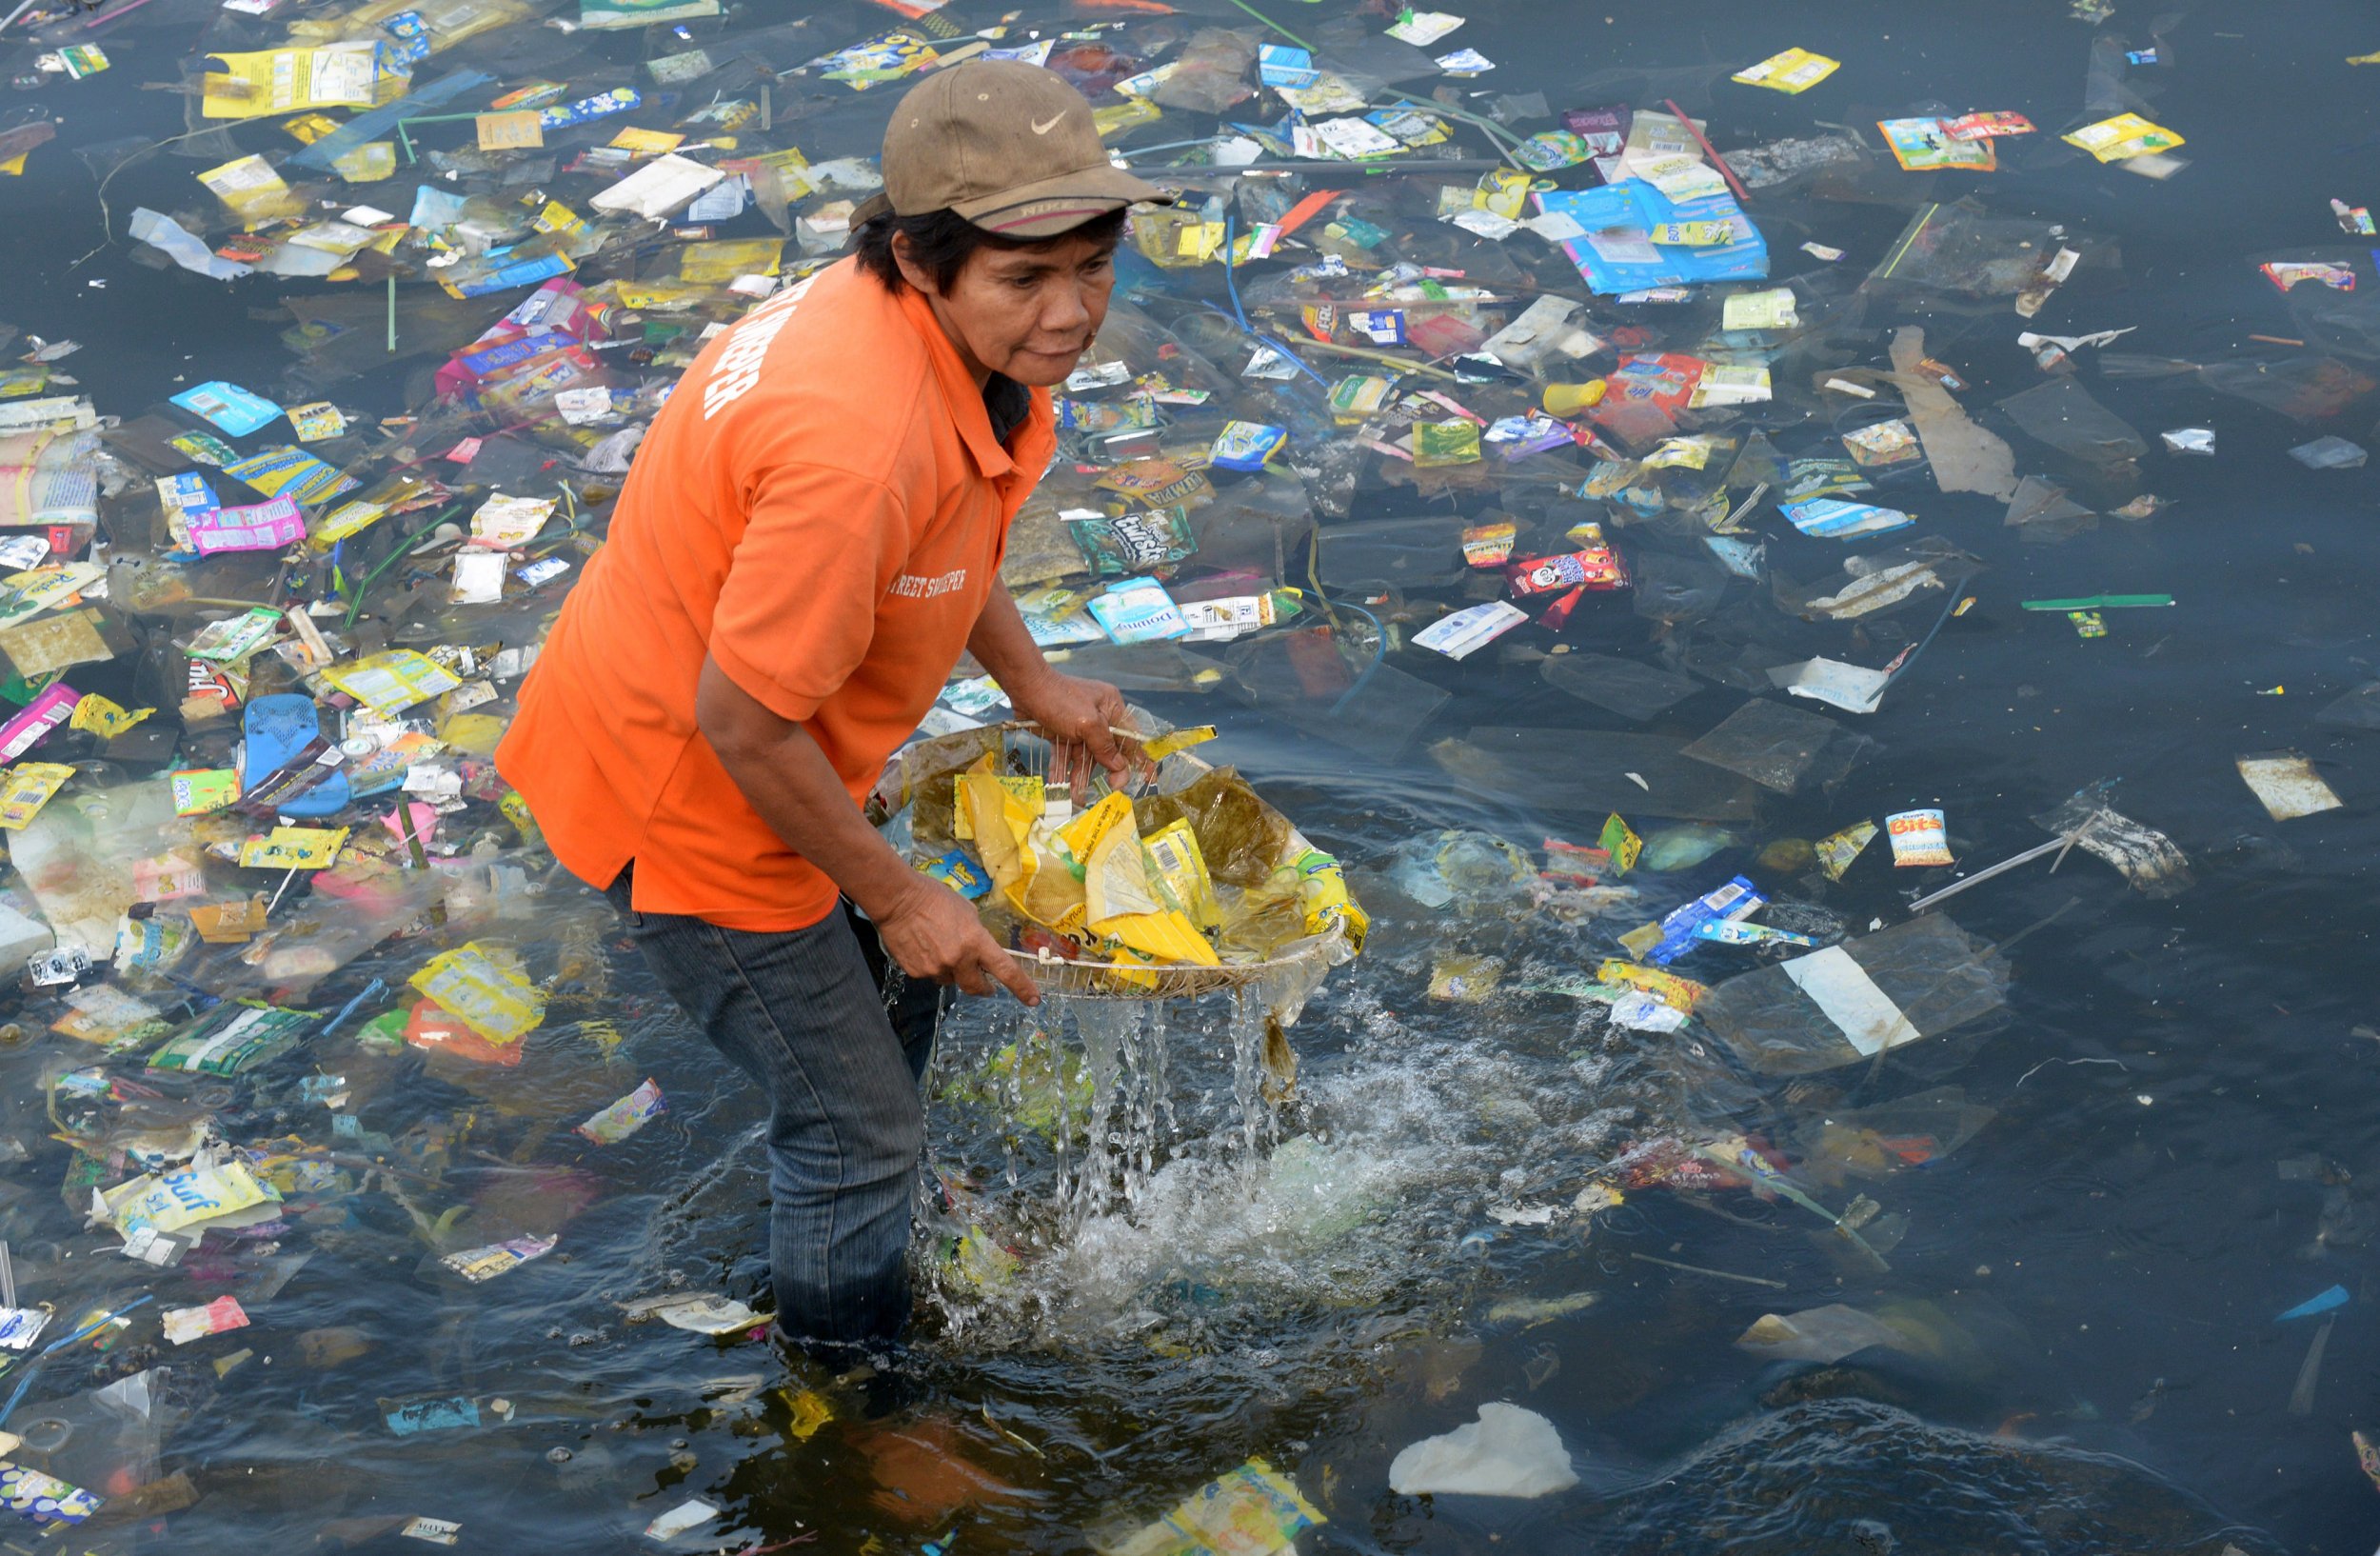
{"left": 695, "top": 658, "right": 917, "bottom": 921}
{"left": 965, "top": 587, "right": 1056, "bottom": 696}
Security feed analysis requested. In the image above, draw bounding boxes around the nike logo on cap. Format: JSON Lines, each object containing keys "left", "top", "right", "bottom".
{"left": 1031, "top": 111, "right": 1065, "bottom": 135}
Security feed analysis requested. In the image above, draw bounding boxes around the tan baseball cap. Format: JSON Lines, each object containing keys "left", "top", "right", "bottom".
{"left": 852, "top": 60, "right": 1174, "bottom": 240}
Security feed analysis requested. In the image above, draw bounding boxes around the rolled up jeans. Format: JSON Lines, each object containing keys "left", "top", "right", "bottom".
{"left": 605, "top": 867, "right": 949, "bottom": 1347}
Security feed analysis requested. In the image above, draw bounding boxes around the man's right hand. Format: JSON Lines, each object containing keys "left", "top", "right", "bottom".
{"left": 875, "top": 875, "right": 1041, "bottom": 1006}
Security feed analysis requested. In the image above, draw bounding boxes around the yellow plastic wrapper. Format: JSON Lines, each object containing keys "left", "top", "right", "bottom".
{"left": 952, "top": 770, "right": 1041, "bottom": 842}
{"left": 1085, "top": 937, "right": 1161, "bottom": 991}
{"left": 69, "top": 693, "right": 153, "bottom": 738}
{"left": 1598, "top": 812, "right": 1642, "bottom": 874}
{"left": 0, "top": 762, "right": 72, "bottom": 829}
{"left": 1140, "top": 725, "right": 1217, "bottom": 761}
{"left": 2062, "top": 112, "right": 2184, "bottom": 163}
{"left": 1731, "top": 46, "right": 1840, "bottom": 94}
{"left": 1475, "top": 168, "right": 1533, "bottom": 219}
{"left": 1596, "top": 960, "right": 1708, "bottom": 1012}
{"left": 679, "top": 238, "right": 783, "bottom": 283}
{"left": 409, "top": 943, "right": 545, "bottom": 1044}
{"left": 1815, "top": 819, "right": 1878, "bottom": 881}
{"left": 1083, "top": 806, "right": 1217, "bottom": 967}
{"left": 331, "top": 142, "right": 397, "bottom": 183}
{"left": 282, "top": 112, "right": 342, "bottom": 145}
{"left": 324, "top": 648, "right": 463, "bottom": 714}
{"left": 201, "top": 44, "right": 394, "bottom": 120}
{"left": 197, "top": 154, "right": 305, "bottom": 223}
{"left": 1020, "top": 830, "right": 1087, "bottom": 934}
{"left": 1142, "top": 818, "right": 1222, "bottom": 932}
{"left": 102, "top": 1159, "right": 279, "bottom": 1237}
{"left": 1058, "top": 789, "right": 1134, "bottom": 868}
{"left": 959, "top": 768, "right": 1040, "bottom": 914}
{"left": 498, "top": 788, "right": 542, "bottom": 848}
{"left": 1291, "top": 848, "right": 1367, "bottom": 954}
{"left": 190, "top": 897, "right": 268, "bottom": 943}
{"left": 239, "top": 826, "right": 348, "bottom": 869}
{"left": 1107, "top": 1457, "right": 1323, "bottom": 1556}
{"left": 1429, "top": 952, "right": 1502, "bottom": 1001}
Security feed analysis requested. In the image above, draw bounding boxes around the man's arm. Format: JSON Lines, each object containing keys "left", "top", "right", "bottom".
{"left": 694, "top": 655, "right": 1040, "bottom": 1004}
{"left": 966, "top": 587, "right": 1139, "bottom": 794}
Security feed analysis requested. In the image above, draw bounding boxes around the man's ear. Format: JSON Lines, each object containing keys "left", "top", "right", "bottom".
{"left": 890, "top": 230, "right": 935, "bottom": 295}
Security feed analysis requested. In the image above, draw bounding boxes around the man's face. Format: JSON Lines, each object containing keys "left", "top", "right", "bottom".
{"left": 906, "top": 229, "right": 1116, "bottom": 389}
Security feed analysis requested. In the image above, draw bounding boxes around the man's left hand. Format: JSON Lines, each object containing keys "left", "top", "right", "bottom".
{"left": 1008, "top": 669, "right": 1147, "bottom": 797}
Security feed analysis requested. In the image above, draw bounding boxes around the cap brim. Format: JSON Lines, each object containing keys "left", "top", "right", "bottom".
{"left": 851, "top": 191, "right": 892, "bottom": 227}
{"left": 952, "top": 165, "right": 1175, "bottom": 239}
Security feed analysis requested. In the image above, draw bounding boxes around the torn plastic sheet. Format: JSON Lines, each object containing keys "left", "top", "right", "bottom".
{"left": 1890, "top": 327, "right": 2015, "bottom": 498}
{"left": 1997, "top": 378, "right": 2148, "bottom": 468}
{"left": 1232, "top": 630, "right": 1450, "bottom": 760}
{"left": 2099, "top": 352, "right": 2377, "bottom": 422}
{"left": 1793, "top": 1085, "right": 1998, "bottom": 1181}
{"left": 2290, "top": 435, "right": 2368, "bottom": 469}
{"left": 1539, "top": 652, "right": 1699, "bottom": 721}
{"left": 2313, "top": 682, "right": 2380, "bottom": 730}
{"left": 1680, "top": 698, "right": 1875, "bottom": 794}
{"left": 129, "top": 209, "right": 252, "bottom": 281}
{"left": 1868, "top": 201, "right": 2078, "bottom": 301}
{"left": 2001, "top": 474, "right": 2095, "bottom": 538}
{"left": 2032, "top": 784, "right": 2193, "bottom": 898}
{"left": 1432, "top": 728, "right": 1765, "bottom": 822}
{"left": 1696, "top": 914, "right": 2011, "bottom": 1075}
{"left": 1736, "top": 1304, "right": 1916, "bottom": 1364}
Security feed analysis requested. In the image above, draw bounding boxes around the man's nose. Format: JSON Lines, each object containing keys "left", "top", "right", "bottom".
{"left": 1039, "top": 281, "right": 1090, "bottom": 335}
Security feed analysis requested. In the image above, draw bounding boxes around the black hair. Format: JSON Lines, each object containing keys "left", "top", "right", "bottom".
{"left": 851, "top": 206, "right": 1128, "bottom": 293}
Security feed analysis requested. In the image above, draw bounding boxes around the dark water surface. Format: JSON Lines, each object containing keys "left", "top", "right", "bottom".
{"left": 4, "top": 0, "right": 2380, "bottom": 1552}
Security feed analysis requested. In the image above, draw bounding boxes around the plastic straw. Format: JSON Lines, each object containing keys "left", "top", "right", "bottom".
{"left": 1662, "top": 99, "right": 1752, "bottom": 203}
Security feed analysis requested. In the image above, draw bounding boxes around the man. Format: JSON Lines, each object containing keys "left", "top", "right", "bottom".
{"left": 496, "top": 61, "right": 1172, "bottom": 1348}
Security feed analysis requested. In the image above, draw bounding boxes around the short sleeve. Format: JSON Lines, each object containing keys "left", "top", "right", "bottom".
{"left": 709, "top": 462, "right": 906, "bottom": 725}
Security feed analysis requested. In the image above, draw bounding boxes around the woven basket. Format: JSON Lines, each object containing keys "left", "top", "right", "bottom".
{"left": 877, "top": 720, "right": 1352, "bottom": 1002}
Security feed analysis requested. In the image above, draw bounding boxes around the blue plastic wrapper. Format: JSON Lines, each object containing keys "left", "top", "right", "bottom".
{"left": 1651, "top": 875, "right": 1766, "bottom": 965}
{"left": 1540, "top": 181, "right": 1768, "bottom": 295}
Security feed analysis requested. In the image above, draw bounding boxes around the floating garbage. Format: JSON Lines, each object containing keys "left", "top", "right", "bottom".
{"left": 0, "top": 0, "right": 2352, "bottom": 1544}
{"left": 1387, "top": 1403, "right": 1579, "bottom": 1499}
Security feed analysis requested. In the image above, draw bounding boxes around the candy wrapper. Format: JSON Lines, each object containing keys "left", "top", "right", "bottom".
{"left": 1209, "top": 421, "right": 1287, "bottom": 472}
{"left": 578, "top": 1078, "right": 666, "bottom": 1144}
{"left": 442, "top": 1233, "right": 558, "bottom": 1283}
{"left": 1508, "top": 545, "right": 1626, "bottom": 596}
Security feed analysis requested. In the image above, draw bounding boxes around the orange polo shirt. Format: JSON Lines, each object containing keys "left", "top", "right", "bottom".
{"left": 496, "top": 257, "right": 1057, "bottom": 931}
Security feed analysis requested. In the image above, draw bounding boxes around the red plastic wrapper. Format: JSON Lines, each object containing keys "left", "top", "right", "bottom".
{"left": 1507, "top": 547, "right": 1627, "bottom": 596}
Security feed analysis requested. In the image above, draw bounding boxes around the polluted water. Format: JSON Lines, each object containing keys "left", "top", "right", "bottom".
{"left": 1, "top": 0, "right": 2380, "bottom": 1548}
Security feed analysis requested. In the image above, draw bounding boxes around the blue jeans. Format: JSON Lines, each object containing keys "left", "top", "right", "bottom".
{"left": 605, "top": 869, "right": 949, "bottom": 1348}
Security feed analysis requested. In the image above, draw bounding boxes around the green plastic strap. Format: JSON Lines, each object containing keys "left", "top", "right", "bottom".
{"left": 2020, "top": 594, "right": 2174, "bottom": 610}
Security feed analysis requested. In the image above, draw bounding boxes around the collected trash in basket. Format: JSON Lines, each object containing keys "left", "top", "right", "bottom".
{"left": 872, "top": 720, "right": 1364, "bottom": 1007}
